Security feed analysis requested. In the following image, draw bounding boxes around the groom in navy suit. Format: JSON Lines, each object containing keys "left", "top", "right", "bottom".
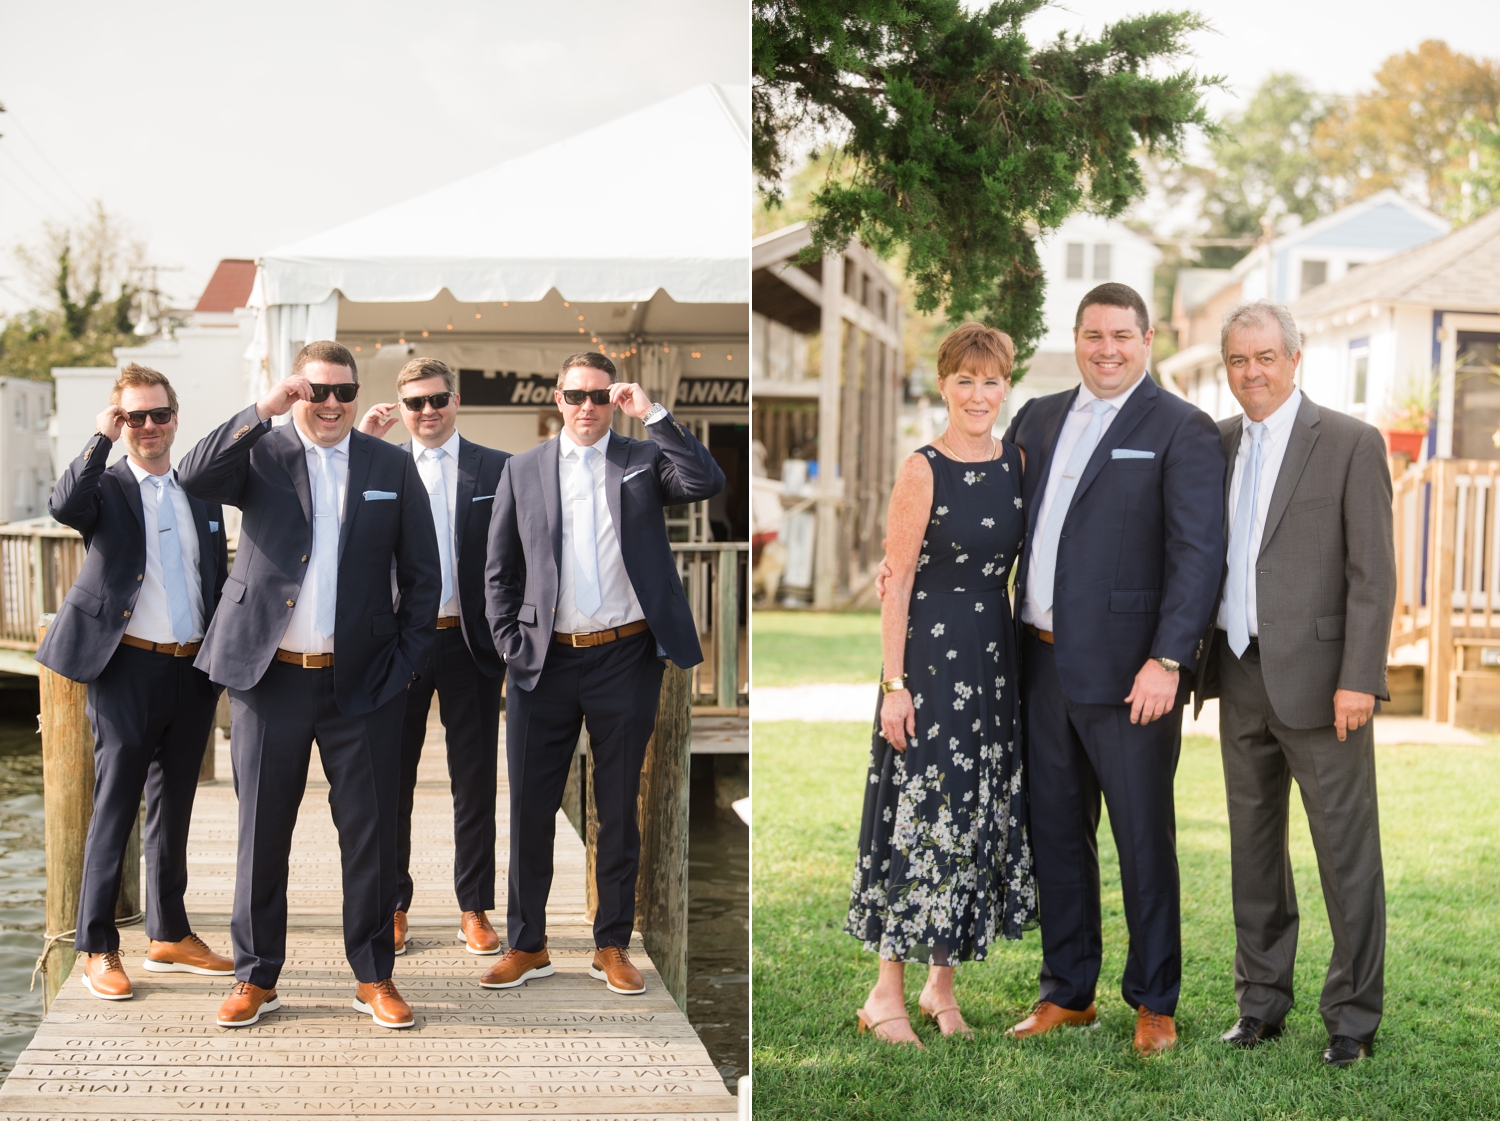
{"left": 1005, "top": 284, "right": 1224, "bottom": 1054}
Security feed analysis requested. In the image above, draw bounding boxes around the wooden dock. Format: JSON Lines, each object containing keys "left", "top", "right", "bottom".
{"left": 0, "top": 712, "right": 736, "bottom": 1120}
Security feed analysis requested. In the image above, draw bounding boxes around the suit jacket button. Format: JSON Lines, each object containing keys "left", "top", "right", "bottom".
{"left": 137, "top": 574, "right": 144, "bottom": 581}
{"left": 122, "top": 610, "right": 131, "bottom": 618}
{"left": 301, "top": 555, "right": 309, "bottom": 563}
{"left": 287, "top": 599, "right": 295, "bottom": 608}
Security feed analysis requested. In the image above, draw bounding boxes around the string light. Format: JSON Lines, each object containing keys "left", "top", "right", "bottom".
{"left": 375, "top": 342, "right": 382, "bottom": 349}
{"left": 354, "top": 345, "right": 361, "bottom": 352}
{"left": 691, "top": 351, "right": 702, "bottom": 358}
{"left": 446, "top": 324, "right": 453, "bottom": 330}
{"left": 579, "top": 328, "right": 585, "bottom": 333}
{"left": 422, "top": 331, "right": 429, "bottom": 337}
{"left": 474, "top": 313, "right": 482, "bottom": 319}
{"left": 725, "top": 353, "right": 733, "bottom": 360}
{"left": 563, "top": 301, "right": 570, "bottom": 307}
{"left": 398, "top": 338, "right": 406, "bottom": 344}
{"left": 502, "top": 301, "right": 509, "bottom": 307}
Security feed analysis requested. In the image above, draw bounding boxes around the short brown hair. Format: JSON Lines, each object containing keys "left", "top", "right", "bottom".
{"left": 111, "top": 363, "right": 179, "bottom": 412}
{"left": 292, "top": 339, "right": 358, "bottom": 380}
{"left": 558, "top": 352, "right": 616, "bottom": 387}
{"left": 396, "top": 357, "right": 456, "bottom": 394}
{"left": 1074, "top": 282, "right": 1151, "bottom": 337}
{"left": 936, "top": 323, "right": 1015, "bottom": 384}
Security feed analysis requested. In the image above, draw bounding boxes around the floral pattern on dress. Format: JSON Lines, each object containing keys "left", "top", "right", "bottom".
{"left": 845, "top": 441, "right": 1038, "bottom": 963}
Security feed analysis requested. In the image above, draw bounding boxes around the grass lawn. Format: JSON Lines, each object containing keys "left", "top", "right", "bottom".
{"left": 753, "top": 719, "right": 1500, "bottom": 1120}
{"left": 752, "top": 610, "right": 883, "bottom": 687}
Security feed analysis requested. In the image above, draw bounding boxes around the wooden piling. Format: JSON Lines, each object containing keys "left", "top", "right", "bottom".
{"left": 637, "top": 661, "right": 692, "bottom": 1010}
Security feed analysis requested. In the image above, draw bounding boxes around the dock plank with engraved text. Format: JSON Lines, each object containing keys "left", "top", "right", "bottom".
{"left": 0, "top": 710, "right": 734, "bottom": 1120}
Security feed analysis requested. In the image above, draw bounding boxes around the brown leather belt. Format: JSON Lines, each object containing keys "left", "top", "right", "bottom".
{"left": 1025, "top": 624, "right": 1054, "bottom": 645}
{"left": 120, "top": 634, "right": 201, "bottom": 657}
{"left": 437, "top": 616, "right": 461, "bottom": 630}
{"left": 275, "top": 648, "right": 334, "bottom": 668}
{"left": 554, "top": 619, "right": 650, "bottom": 648}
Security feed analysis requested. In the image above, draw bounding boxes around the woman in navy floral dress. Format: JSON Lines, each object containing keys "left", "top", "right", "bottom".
{"left": 848, "top": 324, "right": 1037, "bottom": 1045}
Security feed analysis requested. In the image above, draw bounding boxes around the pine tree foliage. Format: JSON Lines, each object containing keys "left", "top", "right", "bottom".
{"left": 753, "top": 0, "right": 1217, "bottom": 367}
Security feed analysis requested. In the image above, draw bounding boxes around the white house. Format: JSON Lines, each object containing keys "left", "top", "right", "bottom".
{"left": 1005, "top": 213, "right": 1161, "bottom": 423}
{"left": 0, "top": 378, "right": 56, "bottom": 521}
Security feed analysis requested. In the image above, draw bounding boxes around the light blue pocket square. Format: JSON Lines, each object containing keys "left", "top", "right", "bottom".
{"left": 363, "top": 490, "right": 398, "bottom": 501}
{"left": 623, "top": 468, "right": 650, "bottom": 482}
{"left": 1112, "top": 449, "right": 1155, "bottom": 460}
{"left": 208, "top": 521, "right": 219, "bottom": 533}
{"left": 472, "top": 494, "right": 495, "bottom": 503}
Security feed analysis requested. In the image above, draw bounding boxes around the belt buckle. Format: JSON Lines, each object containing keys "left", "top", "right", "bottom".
{"left": 302, "top": 651, "right": 316, "bottom": 668}
{"left": 173, "top": 643, "right": 192, "bottom": 658}
{"left": 569, "top": 632, "right": 589, "bottom": 648}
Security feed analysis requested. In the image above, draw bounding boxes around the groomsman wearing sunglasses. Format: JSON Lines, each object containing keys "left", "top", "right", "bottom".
{"left": 177, "top": 340, "right": 441, "bottom": 1029}
{"left": 483, "top": 353, "right": 724, "bottom": 995}
{"left": 358, "top": 358, "right": 510, "bottom": 958}
{"left": 37, "top": 363, "right": 234, "bottom": 1000}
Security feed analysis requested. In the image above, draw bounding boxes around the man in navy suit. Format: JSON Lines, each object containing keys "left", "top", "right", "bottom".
{"left": 1004, "top": 284, "right": 1225, "bottom": 1054}
{"left": 359, "top": 357, "right": 510, "bottom": 958}
{"left": 37, "top": 363, "right": 233, "bottom": 1000}
{"left": 177, "top": 340, "right": 441, "bottom": 1029}
{"left": 482, "top": 353, "right": 724, "bottom": 995}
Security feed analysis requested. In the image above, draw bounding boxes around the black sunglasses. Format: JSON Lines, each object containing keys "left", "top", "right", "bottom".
{"left": 561, "top": 389, "right": 612, "bottom": 406}
{"left": 401, "top": 392, "right": 453, "bottom": 411}
{"left": 308, "top": 383, "right": 359, "bottom": 403}
{"left": 125, "top": 408, "right": 175, "bottom": 427}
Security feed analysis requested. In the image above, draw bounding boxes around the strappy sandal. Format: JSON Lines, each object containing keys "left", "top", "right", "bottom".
{"left": 919, "top": 1001, "right": 975, "bottom": 1039}
{"left": 856, "top": 1007, "right": 927, "bottom": 1049}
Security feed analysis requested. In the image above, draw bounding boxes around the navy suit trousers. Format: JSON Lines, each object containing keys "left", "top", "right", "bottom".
{"left": 505, "top": 630, "right": 664, "bottom": 952}
{"left": 1023, "top": 630, "right": 1183, "bottom": 1015}
{"left": 227, "top": 661, "right": 403, "bottom": 988}
{"left": 396, "top": 626, "right": 503, "bottom": 913}
{"left": 76, "top": 644, "right": 218, "bottom": 953}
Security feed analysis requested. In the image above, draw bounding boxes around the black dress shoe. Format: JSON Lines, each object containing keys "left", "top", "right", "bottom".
{"left": 1221, "top": 1016, "right": 1285, "bottom": 1048}
{"left": 1323, "top": 1035, "right": 1372, "bottom": 1067}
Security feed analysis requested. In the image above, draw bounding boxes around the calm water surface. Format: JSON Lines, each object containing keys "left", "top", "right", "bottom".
{"left": 686, "top": 810, "right": 749, "bottom": 1093}
{"left": 0, "top": 706, "right": 44, "bottom": 1085}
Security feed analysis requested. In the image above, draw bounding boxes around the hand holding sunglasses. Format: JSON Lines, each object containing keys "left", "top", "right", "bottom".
{"left": 256, "top": 374, "right": 360, "bottom": 421}
{"left": 96, "top": 403, "right": 174, "bottom": 441}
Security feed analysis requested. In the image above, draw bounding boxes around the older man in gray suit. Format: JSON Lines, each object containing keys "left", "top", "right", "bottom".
{"left": 1194, "top": 299, "right": 1395, "bottom": 1068}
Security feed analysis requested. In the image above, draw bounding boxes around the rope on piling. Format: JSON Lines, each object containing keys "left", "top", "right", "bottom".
{"left": 29, "top": 910, "right": 145, "bottom": 992}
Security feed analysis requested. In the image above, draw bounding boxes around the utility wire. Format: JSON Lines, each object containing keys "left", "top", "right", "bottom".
{"left": 2, "top": 105, "right": 93, "bottom": 210}
{"left": 0, "top": 161, "right": 60, "bottom": 220}
{"left": 0, "top": 144, "right": 84, "bottom": 223}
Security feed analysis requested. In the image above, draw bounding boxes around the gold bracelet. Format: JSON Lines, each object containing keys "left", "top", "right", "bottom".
{"left": 880, "top": 675, "right": 907, "bottom": 694}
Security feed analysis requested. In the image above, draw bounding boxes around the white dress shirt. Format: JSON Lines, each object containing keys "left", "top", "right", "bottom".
{"left": 1216, "top": 388, "right": 1303, "bottom": 638}
{"left": 280, "top": 427, "right": 350, "bottom": 654}
{"left": 124, "top": 460, "right": 206, "bottom": 644}
{"left": 1023, "top": 373, "right": 1148, "bottom": 631}
{"left": 556, "top": 429, "right": 645, "bottom": 633}
{"left": 414, "top": 430, "right": 461, "bottom": 618}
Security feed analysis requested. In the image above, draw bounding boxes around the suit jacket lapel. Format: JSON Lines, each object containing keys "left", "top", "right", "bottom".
{"left": 273, "top": 422, "right": 313, "bottom": 524}
{"left": 454, "top": 437, "right": 479, "bottom": 548}
{"left": 604, "top": 433, "right": 629, "bottom": 547}
{"left": 1027, "top": 389, "right": 1077, "bottom": 536}
{"left": 538, "top": 437, "right": 563, "bottom": 573}
{"left": 1258, "top": 394, "right": 1321, "bottom": 555}
{"left": 1070, "top": 376, "right": 1158, "bottom": 507}
{"left": 108, "top": 459, "right": 145, "bottom": 531}
{"left": 1220, "top": 419, "right": 1242, "bottom": 536}
{"left": 339, "top": 435, "right": 373, "bottom": 563}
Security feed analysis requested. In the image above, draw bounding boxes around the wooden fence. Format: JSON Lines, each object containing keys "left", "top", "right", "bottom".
{"left": 0, "top": 521, "right": 85, "bottom": 654}
{"left": 673, "top": 541, "right": 749, "bottom": 711}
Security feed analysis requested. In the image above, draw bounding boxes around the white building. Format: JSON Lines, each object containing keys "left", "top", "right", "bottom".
{"left": 1005, "top": 213, "right": 1161, "bottom": 423}
{"left": 0, "top": 378, "right": 56, "bottom": 521}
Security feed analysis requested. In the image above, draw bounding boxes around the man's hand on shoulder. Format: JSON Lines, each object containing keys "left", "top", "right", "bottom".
{"left": 1333, "top": 689, "right": 1375, "bottom": 742}
{"left": 1125, "top": 659, "right": 1179, "bottom": 725}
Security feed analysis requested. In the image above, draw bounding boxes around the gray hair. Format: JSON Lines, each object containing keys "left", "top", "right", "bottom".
{"left": 1220, "top": 299, "right": 1301, "bottom": 359}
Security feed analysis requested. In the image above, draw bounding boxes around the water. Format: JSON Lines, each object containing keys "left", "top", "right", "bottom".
{"left": 0, "top": 694, "right": 44, "bottom": 1086}
{"left": 686, "top": 808, "right": 749, "bottom": 1094}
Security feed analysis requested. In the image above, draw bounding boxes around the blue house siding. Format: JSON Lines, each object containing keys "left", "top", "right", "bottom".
{"left": 1300, "top": 203, "right": 1444, "bottom": 251}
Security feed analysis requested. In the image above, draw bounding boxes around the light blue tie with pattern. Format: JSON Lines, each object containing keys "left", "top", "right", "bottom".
{"left": 572, "top": 445, "right": 602, "bottom": 619}
{"left": 149, "top": 476, "right": 196, "bottom": 644}
{"left": 1225, "top": 421, "right": 1267, "bottom": 657}
{"left": 313, "top": 446, "right": 339, "bottom": 641}
{"left": 1031, "top": 398, "right": 1111, "bottom": 614}
{"left": 423, "top": 448, "right": 454, "bottom": 606}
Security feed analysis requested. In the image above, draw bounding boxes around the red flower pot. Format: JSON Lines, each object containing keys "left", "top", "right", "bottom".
{"left": 1386, "top": 429, "right": 1426, "bottom": 459}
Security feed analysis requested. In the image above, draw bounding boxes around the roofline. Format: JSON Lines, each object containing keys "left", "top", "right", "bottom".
{"left": 1227, "top": 189, "right": 1448, "bottom": 281}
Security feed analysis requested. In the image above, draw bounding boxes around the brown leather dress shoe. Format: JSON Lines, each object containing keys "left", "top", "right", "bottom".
{"left": 479, "top": 943, "right": 554, "bottom": 989}
{"left": 81, "top": 951, "right": 133, "bottom": 1001}
{"left": 590, "top": 946, "right": 646, "bottom": 995}
{"left": 143, "top": 932, "right": 234, "bottom": 976}
{"left": 1007, "top": 1001, "right": 1097, "bottom": 1037}
{"left": 458, "top": 910, "right": 500, "bottom": 955}
{"left": 394, "top": 910, "right": 408, "bottom": 956}
{"left": 217, "top": 981, "right": 280, "bottom": 1027}
{"left": 1135, "top": 1005, "right": 1178, "bottom": 1055}
{"left": 354, "top": 978, "right": 414, "bottom": 1028}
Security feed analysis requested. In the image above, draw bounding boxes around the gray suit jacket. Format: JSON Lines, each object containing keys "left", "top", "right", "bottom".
{"left": 1194, "top": 394, "right": 1395, "bottom": 729}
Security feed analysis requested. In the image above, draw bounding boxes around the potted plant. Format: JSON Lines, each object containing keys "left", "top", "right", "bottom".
{"left": 1383, "top": 373, "right": 1434, "bottom": 460}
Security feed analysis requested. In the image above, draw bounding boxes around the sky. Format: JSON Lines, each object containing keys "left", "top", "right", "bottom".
{"left": 0, "top": 0, "right": 747, "bottom": 315}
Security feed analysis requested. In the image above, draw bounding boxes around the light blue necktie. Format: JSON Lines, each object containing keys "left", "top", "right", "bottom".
{"left": 572, "top": 445, "right": 602, "bottom": 619}
{"left": 423, "top": 448, "right": 454, "bottom": 606}
{"left": 1225, "top": 421, "right": 1267, "bottom": 657}
{"left": 149, "top": 476, "right": 196, "bottom": 644}
{"left": 313, "top": 447, "right": 339, "bottom": 641}
{"left": 1031, "top": 398, "right": 1111, "bottom": 614}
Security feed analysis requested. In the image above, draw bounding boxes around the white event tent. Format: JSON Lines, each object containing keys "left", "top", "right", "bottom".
{"left": 244, "top": 83, "right": 749, "bottom": 453}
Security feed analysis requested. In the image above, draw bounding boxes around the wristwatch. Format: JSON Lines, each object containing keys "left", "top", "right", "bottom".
{"left": 1154, "top": 657, "right": 1181, "bottom": 674}
{"left": 642, "top": 402, "right": 669, "bottom": 425}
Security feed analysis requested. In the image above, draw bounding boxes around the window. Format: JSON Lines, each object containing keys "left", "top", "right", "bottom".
{"left": 1301, "top": 259, "right": 1328, "bottom": 293}
{"left": 1092, "top": 243, "right": 1112, "bottom": 280}
{"left": 13, "top": 470, "right": 26, "bottom": 511}
{"left": 1065, "top": 243, "right": 1085, "bottom": 279}
{"left": 1350, "top": 347, "right": 1369, "bottom": 408}
{"left": 13, "top": 395, "right": 25, "bottom": 432}
{"left": 35, "top": 394, "right": 49, "bottom": 429}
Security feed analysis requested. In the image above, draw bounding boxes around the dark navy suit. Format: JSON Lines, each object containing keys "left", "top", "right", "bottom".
{"left": 1005, "top": 374, "right": 1225, "bottom": 1016}
{"left": 486, "top": 413, "right": 724, "bottom": 951}
{"left": 36, "top": 435, "right": 228, "bottom": 954}
{"left": 395, "top": 435, "right": 510, "bottom": 917}
{"left": 178, "top": 406, "right": 441, "bottom": 987}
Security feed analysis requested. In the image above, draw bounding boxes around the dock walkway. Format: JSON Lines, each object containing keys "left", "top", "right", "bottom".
{"left": 0, "top": 713, "right": 735, "bottom": 1120}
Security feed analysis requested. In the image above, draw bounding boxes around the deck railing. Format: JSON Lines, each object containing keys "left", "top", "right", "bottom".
{"left": 672, "top": 542, "right": 749, "bottom": 711}
{"left": 0, "top": 521, "right": 85, "bottom": 652}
